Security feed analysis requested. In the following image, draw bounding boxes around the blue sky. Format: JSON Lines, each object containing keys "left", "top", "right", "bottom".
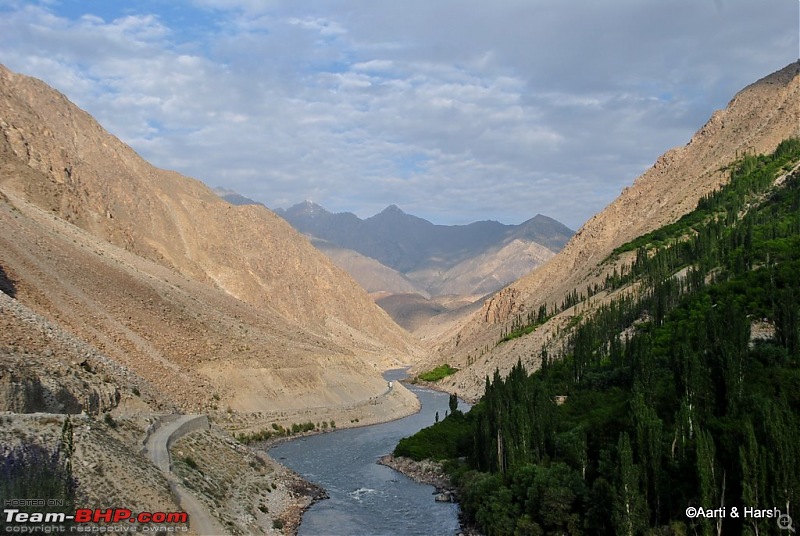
{"left": 0, "top": 0, "right": 797, "bottom": 228}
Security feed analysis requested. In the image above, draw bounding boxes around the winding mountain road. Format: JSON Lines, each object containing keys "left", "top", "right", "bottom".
{"left": 143, "top": 415, "right": 227, "bottom": 536}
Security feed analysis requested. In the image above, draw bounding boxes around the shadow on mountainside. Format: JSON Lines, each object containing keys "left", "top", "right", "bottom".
{"left": 0, "top": 265, "right": 16, "bottom": 298}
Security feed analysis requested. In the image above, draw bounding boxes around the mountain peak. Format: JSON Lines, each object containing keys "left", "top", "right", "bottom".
{"left": 283, "top": 200, "right": 330, "bottom": 217}
{"left": 380, "top": 204, "right": 406, "bottom": 215}
{"left": 213, "top": 187, "right": 265, "bottom": 207}
{"left": 367, "top": 204, "right": 433, "bottom": 229}
{"left": 300, "top": 199, "right": 324, "bottom": 211}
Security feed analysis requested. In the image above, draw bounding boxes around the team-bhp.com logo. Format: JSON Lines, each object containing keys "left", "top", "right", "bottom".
{"left": 73, "top": 510, "right": 188, "bottom": 525}
{"left": 4, "top": 507, "right": 189, "bottom": 533}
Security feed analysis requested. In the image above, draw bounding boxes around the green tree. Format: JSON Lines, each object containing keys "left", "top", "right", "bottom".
{"left": 449, "top": 392, "right": 459, "bottom": 415}
{"left": 739, "top": 420, "right": 766, "bottom": 536}
{"left": 631, "top": 387, "right": 663, "bottom": 524}
{"left": 695, "top": 429, "right": 723, "bottom": 536}
{"left": 527, "top": 462, "right": 585, "bottom": 535}
{"left": 613, "top": 433, "right": 646, "bottom": 536}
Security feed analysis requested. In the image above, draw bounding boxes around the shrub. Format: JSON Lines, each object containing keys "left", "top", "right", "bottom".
{"left": 103, "top": 413, "right": 117, "bottom": 429}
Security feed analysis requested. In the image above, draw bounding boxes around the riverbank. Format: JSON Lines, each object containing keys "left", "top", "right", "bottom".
{"left": 176, "top": 374, "right": 424, "bottom": 533}
{"left": 240, "top": 378, "right": 422, "bottom": 534}
{"left": 154, "top": 380, "right": 422, "bottom": 535}
{"left": 269, "top": 381, "right": 467, "bottom": 535}
{"left": 223, "top": 374, "right": 421, "bottom": 439}
{"left": 406, "top": 376, "right": 482, "bottom": 405}
{"left": 377, "top": 454, "right": 484, "bottom": 536}
{"left": 377, "top": 454, "right": 454, "bottom": 496}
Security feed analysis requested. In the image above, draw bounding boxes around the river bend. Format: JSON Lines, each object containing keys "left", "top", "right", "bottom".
{"left": 270, "top": 372, "right": 466, "bottom": 536}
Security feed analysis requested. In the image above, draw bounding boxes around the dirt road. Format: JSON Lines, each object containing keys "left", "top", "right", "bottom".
{"left": 144, "top": 415, "right": 227, "bottom": 535}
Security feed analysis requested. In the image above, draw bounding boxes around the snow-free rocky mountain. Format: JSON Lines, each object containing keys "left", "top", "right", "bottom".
{"left": 0, "top": 62, "right": 424, "bottom": 417}
{"left": 0, "top": 62, "right": 427, "bottom": 529}
{"left": 2, "top": 59, "right": 799, "bottom": 530}
{"left": 272, "top": 201, "right": 573, "bottom": 306}
{"left": 430, "top": 61, "right": 800, "bottom": 401}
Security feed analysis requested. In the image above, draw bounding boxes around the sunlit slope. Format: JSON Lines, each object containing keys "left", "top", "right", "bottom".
{"left": 0, "top": 63, "right": 424, "bottom": 414}
{"left": 431, "top": 61, "right": 800, "bottom": 400}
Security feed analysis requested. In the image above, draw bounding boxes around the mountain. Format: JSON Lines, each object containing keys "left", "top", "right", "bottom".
{"left": 213, "top": 186, "right": 266, "bottom": 207}
{"left": 311, "top": 238, "right": 431, "bottom": 298}
{"left": 0, "top": 62, "right": 423, "bottom": 415}
{"left": 407, "top": 237, "right": 556, "bottom": 297}
{"left": 274, "top": 201, "right": 574, "bottom": 297}
{"left": 375, "top": 292, "right": 487, "bottom": 333}
{"left": 0, "top": 62, "right": 429, "bottom": 531}
{"left": 429, "top": 61, "right": 800, "bottom": 400}
{"left": 398, "top": 137, "right": 800, "bottom": 535}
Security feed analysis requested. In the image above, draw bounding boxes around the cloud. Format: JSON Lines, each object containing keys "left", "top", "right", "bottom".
{"left": 0, "top": 0, "right": 796, "bottom": 229}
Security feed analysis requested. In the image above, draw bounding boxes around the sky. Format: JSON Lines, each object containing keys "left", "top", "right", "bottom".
{"left": 0, "top": 1, "right": 797, "bottom": 229}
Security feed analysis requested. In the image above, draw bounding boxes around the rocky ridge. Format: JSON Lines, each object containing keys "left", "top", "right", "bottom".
{"left": 431, "top": 61, "right": 800, "bottom": 400}
{"left": 276, "top": 201, "right": 572, "bottom": 298}
{"left": 0, "top": 62, "right": 425, "bottom": 415}
{"left": 0, "top": 62, "right": 428, "bottom": 533}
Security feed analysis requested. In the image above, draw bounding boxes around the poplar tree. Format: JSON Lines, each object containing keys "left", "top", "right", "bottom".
{"left": 614, "top": 433, "right": 646, "bottom": 536}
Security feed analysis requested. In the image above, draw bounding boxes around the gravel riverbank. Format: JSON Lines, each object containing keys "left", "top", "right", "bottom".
{"left": 377, "top": 454, "right": 484, "bottom": 536}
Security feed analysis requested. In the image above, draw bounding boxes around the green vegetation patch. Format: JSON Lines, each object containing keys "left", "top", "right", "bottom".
{"left": 394, "top": 411, "right": 472, "bottom": 461}
{"left": 394, "top": 139, "right": 800, "bottom": 535}
{"left": 417, "top": 364, "right": 458, "bottom": 382}
{"left": 237, "top": 421, "right": 320, "bottom": 444}
{"left": 611, "top": 138, "right": 800, "bottom": 257}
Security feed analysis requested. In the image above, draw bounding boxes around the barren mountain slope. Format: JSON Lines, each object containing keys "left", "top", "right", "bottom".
{"left": 407, "top": 238, "right": 556, "bottom": 297}
{"left": 312, "top": 239, "right": 429, "bottom": 297}
{"left": 0, "top": 185, "right": 406, "bottom": 413}
{"left": 376, "top": 292, "right": 486, "bottom": 334}
{"left": 432, "top": 61, "right": 800, "bottom": 400}
{"left": 0, "top": 63, "right": 418, "bottom": 365}
{"left": 0, "top": 63, "right": 425, "bottom": 416}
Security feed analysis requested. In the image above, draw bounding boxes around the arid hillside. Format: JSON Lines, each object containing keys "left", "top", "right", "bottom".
{"left": 430, "top": 61, "right": 800, "bottom": 400}
{"left": 0, "top": 63, "right": 424, "bottom": 415}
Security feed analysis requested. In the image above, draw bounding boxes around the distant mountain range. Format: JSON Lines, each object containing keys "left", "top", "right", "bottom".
{"left": 275, "top": 201, "right": 572, "bottom": 271}
{"left": 271, "top": 201, "right": 574, "bottom": 300}
{"left": 211, "top": 191, "right": 574, "bottom": 324}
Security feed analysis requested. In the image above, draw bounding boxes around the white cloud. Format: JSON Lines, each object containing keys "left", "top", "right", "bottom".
{"left": 0, "top": 0, "right": 796, "bottom": 229}
{"left": 286, "top": 16, "right": 347, "bottom": 37}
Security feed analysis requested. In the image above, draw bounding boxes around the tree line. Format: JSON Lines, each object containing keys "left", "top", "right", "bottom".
{"left": 395, "top": 138, "right": 800, "bottom": 535}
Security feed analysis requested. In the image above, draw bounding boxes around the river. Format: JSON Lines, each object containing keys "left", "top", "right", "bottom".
{"left": 269, "top": 370, "right": 468, "bottom": 536}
